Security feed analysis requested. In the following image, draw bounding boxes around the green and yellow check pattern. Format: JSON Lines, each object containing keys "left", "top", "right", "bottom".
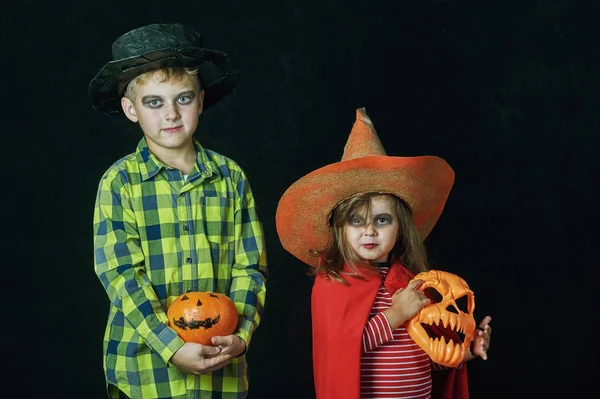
{"left": 94, "top": 138, "right": 267, "bottom": 399}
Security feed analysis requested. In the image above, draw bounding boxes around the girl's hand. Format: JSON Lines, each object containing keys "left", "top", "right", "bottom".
{"left": 468, "top": 316, "right": 492, "bottom": 361}
{"left": 383, "top": 279, "right": 430, "bottom": 330}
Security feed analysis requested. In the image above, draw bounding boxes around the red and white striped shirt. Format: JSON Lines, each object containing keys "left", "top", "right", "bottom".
{"left": 360, "top": 266, "right": 433, "bottom": 399}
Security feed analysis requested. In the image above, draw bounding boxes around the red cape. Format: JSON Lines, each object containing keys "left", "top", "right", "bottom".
{"left": 311, "top": 262, "right": 469, "bottom": 399}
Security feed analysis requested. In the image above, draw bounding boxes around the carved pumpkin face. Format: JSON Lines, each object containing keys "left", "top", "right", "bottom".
{"left": 406, "top": 270, "right": 476, "bottom": 367}
{"left": 167, "top": 291, "right": 238, "bottom": 345}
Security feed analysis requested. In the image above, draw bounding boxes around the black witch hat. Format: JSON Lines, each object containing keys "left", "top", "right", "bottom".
{"left": 89, "top": 23, "right": 238, "bottom": 116}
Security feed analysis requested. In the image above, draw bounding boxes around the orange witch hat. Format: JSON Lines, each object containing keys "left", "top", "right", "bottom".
{"left": 275, "top": 107, "right": 455, "bottom": 267}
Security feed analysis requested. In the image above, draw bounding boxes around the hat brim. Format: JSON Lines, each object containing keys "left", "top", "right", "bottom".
{"left": 275, "top": 155, "right": 455, "bottom": 267}
{"left": 88, "top": 47, "right": 237, "bottom": 115}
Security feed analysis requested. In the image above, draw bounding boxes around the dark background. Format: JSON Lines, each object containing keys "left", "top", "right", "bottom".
{"left": 4, "top": 0, "right": 599, "bottom": 398}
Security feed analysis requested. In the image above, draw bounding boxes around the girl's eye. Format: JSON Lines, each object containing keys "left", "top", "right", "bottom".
{"left": 178, "top": 96, "right": 191, "bottom": 104}
{"left": 376, "top": 217, "right": 390, "bottom": 225}
{"left": 350, "top": 217, "right": 364, "bottom": 226}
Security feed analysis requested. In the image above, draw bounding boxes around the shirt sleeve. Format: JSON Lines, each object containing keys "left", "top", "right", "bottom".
{"left": 229, "top": 171, "right": 268, "bottom": 348}
{"left": 362, "top": 312, "right": 394, "bottom": 353}
{"left": 93, "top": 171, "right": 184, "bottom": 364}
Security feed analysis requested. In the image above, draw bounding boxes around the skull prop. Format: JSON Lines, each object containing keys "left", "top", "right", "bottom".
{"left": 407, "top": 270, "right": 476, "bottom": 367}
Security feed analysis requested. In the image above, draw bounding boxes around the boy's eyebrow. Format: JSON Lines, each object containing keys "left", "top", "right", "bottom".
{"left": 141, "top": 90, "right": 197, "bottom": 102}
{"left": 176, "top": 90, "right": 196, "bottom": 97}
{"left": 140, "top": 94, "right": 163, "bottom": 103}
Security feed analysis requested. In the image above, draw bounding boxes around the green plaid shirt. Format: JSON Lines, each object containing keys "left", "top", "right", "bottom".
{"left": 93, "top": 137, "right": 267, "bottom": 399}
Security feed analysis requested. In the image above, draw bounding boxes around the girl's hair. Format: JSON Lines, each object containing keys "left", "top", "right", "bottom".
{"left": 119, "top": 67, "right": 202, "bottom": 101}
{"left": 309, "top": 192, "right": 429, "bottom": 284}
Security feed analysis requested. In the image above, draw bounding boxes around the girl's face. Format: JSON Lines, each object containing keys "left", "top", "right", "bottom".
{"left": 343, "top": 195, "right": 399, "bottom": 263}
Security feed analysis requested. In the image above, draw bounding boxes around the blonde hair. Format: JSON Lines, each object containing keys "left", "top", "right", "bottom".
{"left": 309, "top": 193, "right": 429, "bottom": 284}
{"left": 120, "top": 67, "right": 201, "bottom": 101}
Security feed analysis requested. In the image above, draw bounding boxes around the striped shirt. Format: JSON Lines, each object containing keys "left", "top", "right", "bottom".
{"left": 360, "top": 266, "right": 432, "bottom": 399}
{"left": 93, "top": 137, "right": 267, "bottom": 399}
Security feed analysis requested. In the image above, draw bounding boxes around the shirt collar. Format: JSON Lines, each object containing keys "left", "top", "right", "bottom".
{"left": 135, "top": 137, "right": 222, "bottom": 182}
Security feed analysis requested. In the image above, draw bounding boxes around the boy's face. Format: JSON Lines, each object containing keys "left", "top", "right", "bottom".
{"left": 121, "top": 75, "right": 204, "bottom": 157}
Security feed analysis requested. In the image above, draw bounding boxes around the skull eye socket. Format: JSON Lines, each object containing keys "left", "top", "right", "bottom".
{"left": 454, "top": 295, "right": 469, "bottom": 314}
{"left": 424, "top": 288, "right": 470, "bottom": 314}
{"left": 425, "top": 287, "right": 443, "bottom": 304}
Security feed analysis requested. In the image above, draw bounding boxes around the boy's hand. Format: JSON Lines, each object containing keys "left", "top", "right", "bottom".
{"left": 211, "top": 335, "right": 246, "bottom": 358}
{"left": 170, "top": 342, "right": 231, "bottom": 374}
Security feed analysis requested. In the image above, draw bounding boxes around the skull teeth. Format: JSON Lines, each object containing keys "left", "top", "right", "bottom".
{"left": 429, "top": 335, "right": 462, "bottom": 367}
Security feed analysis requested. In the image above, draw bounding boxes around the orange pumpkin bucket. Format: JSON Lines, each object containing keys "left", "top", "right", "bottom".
{"left": 167, "top": 291, "right": 239, "bottom": 345}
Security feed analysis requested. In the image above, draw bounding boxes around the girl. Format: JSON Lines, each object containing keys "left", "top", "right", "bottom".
{"left": 276, "top": 108, "right": 492, "bottom": 399}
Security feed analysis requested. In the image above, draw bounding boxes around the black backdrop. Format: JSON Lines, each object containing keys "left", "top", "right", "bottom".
{"left": 4, "top": 1, "right": 599, "bottom": 398}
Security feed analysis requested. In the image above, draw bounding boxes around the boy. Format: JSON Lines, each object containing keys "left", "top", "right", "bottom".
{"left": 89, "top": 23, "right": 267, "bottom": 399}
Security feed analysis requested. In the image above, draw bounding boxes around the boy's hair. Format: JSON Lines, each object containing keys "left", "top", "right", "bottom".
{"left": 309, "top": 192, "right": 429, "bottom": 284}
{"left": 119, "top": 67, "right": 202, "bottom": 101}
